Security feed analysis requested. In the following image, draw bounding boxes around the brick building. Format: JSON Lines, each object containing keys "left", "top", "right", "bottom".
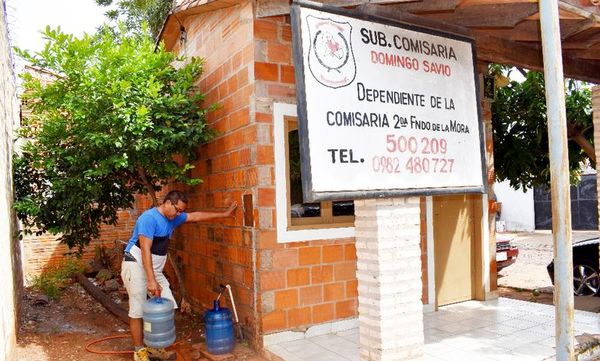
{"left": 18, "top": 0, "right": 600, "bottom": 359}
{"left": 155, "top": 0, "right": 498, "bottom": 353}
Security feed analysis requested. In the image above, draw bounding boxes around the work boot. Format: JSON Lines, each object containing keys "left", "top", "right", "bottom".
{"left": 133, "top": 347, "right": 150, "bottom": 361}
{"left": 147, "top": 347, "right": 176, "bottom": 360}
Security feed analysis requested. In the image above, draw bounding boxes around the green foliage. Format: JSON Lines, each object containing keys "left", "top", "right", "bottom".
{"left": 96, "top": 0, "right": 172, "bottom": 39}
{"left": 491, "top": 70, "right": 592, "bottom": 190}
{"left": 14, "top": 26, "right": 212, "bottom": 250}
{"left": 30, "top": 257, "right": 86, "bottom": 299}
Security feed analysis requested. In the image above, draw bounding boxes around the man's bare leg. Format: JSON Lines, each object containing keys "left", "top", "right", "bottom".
{"left": 130, "top": 317, "right": 144, "bottom": 347}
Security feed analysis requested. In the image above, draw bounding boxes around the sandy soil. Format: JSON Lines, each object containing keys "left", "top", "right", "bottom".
{"left": 17, "top": 283, "right": 133, "bottom": 361}
{"left": 498, "top": 230, "right": 600, "bottom": 313}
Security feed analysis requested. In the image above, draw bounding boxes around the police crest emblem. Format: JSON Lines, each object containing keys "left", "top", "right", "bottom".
{"left": 306, "top": 15, "right": 356, "bottom": 89}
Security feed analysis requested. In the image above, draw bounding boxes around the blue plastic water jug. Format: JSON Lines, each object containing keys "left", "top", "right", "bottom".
{"left": 142, "top": 297, "right": 176, "bottom": 349}
{"left": 204, "top": 299, "right": 235, "bottom": 354}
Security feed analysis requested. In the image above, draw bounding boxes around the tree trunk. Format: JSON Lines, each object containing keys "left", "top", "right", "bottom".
{"left": 567, "top": 122, "right": 596, "bottom": 164}
{"left": 75, "top": 273, "right": 129, "bottom": 325}
{"left": 137, "top": 167, "right": 158, "bottom": 206}
{"left": 166, "top": 251, "right": 192, "bottom": 314}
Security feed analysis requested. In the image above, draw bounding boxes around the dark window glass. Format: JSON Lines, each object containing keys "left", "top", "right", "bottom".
{"left": 333, "top": 201, "right": 355, "bottom": 216}
{"left": 289, "top": 129, "right": 320, "bottom": 218}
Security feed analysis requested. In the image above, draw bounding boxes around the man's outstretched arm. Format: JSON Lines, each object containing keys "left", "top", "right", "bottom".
{"left": 185, "top": 202, "right": 237, "bottom": 223}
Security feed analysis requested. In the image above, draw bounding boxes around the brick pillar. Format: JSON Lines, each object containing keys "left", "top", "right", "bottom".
{"left": 355, "top": 197, "right": 424, "bottom": 361}
{"left": 482, "top": 82, "right": 497, "bottom": 291}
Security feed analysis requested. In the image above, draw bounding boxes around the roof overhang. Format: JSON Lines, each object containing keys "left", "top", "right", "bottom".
{"left": 257, "top": 0, "right": 600, "bottom": 83}
{"left": 160, "top": 0, "right": 600, "bottom": 83}
{"left": 159, "top": 0, "right": 241, "bottom": 50}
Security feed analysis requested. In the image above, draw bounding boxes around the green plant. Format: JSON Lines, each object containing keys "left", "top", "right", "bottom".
{"left": 30, "top": 257, "right": 86, "bottom": 299}
{"left": 491, "top": 68, "right": 593, "bottom": 190}
{"left": 14, "top": 25, "right": 212, "bottom": 251}
{"left": 96, "top": 0, "right": 172, "bottom": 38}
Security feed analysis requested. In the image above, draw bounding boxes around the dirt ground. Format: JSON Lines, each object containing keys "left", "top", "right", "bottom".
{"left": 498, "top": 286, "right": 600, "bottom": 313}
{"left": 16, "top": 282, "right": 265, "bottom": 361}
{"left": 497, "top": 286, "right": 555, "bottom": 305}
{"left": 497, "top": 230, "right": 600, "bottom": 313}
{"left": 18, "top": 283, "right": 135, "bottom": 361}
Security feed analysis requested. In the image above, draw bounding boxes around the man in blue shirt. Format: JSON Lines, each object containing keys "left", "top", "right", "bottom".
{"left": 122, "top": 190, "right": 236, "bottom": 361}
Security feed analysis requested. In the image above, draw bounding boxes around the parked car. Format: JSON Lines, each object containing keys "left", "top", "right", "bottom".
{"left": 547, "top": 238, "right": 600, "bottom": 296}
{"left": 496, "top": 234, "right": 519, "bottom": 271}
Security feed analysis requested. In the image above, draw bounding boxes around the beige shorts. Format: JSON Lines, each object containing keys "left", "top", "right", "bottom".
{"left": 121, "top": 260, "right": 178, "bottom": 318}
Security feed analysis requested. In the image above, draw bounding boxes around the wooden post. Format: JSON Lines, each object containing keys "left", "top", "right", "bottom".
{"left": 538, "top": 1, "right": 575, "bottom": 359}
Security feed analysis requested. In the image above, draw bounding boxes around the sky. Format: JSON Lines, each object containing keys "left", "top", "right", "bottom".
{"left": 5, "top": 0, "right": 107, "bottom": 54}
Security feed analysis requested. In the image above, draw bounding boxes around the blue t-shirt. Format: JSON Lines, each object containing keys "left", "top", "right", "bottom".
{"left": 124, "top": 208, "right": 187, "bottom": 256}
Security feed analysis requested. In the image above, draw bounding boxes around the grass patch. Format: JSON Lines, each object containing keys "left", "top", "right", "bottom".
{"left": 30, "top": 257, "right": 86, "bottom": 299}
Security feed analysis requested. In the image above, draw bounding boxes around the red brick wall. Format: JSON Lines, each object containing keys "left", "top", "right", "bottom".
{"left": 251, "top": 14, "right": 361, "bottom": 338}
{"left": 163, "top": 1, "right": 261, "bottom": 346}
{"left": 21, "top": 199, "right": 143, "bottom": 282}
{"left": 259, "top": 238, "right": 358, "bottom": 334}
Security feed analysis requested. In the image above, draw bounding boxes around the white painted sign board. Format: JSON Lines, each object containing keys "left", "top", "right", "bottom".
{"left": 291, "top": 2, "right": 486, "bottom": 201}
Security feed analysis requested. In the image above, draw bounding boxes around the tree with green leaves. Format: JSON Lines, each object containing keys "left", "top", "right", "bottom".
{"left": 96, "top": 0, "right": 172, "bottom": 39}
{"left": 491, "top": 68, "right": 593, "bottom": 191}
{"left": 14, "top": 26, "right": 212, "bottom": 251}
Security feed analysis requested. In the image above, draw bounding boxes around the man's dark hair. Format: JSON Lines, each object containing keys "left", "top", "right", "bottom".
{"left": 163, "top": 190, "right": 188, "bottom": 205}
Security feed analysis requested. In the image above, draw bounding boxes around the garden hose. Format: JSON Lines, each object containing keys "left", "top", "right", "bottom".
{"left": 85, "top": 334, "right": 187, "bottom": 356}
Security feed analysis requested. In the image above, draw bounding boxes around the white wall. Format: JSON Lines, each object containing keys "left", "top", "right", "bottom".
{"left": 0, "top": 0, "right": 19, "bottom": 360}
{"left": 494, "top": 180, "right": 535, "bottom": 232}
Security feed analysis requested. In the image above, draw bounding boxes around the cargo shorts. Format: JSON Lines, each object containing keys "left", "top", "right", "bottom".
{"left": 121, "top": 257, "right": 178, "bottom": 318}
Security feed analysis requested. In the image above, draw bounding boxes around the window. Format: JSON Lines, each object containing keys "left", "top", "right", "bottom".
{"left": 274, "top": 103, "right": 355, "bottom": 242}
{"left": 285, "top": 116, "right": 355, "bottom": 228}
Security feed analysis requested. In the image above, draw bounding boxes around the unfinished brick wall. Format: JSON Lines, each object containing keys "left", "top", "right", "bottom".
{"left": 21, "top": 202, "right": 142, "bottom": 282}
{"left": 259, "top": 238, "right": 358, "bottom": 333}
{"left": 252, "top": 14, "right": 360, "bottom": 338}
{"left": 166, "top": 8, "right": 361, "bottom": 343}
{"left": 164, "top": 1, "right": 260, "bottom": 345}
